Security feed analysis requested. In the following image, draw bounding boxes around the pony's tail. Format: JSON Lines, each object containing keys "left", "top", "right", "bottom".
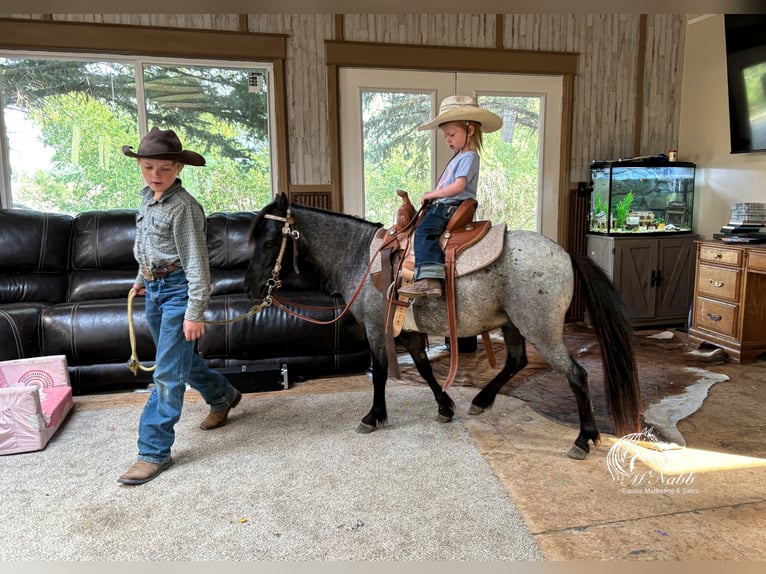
{"left": 571, "top": 253, "right": 643, "bottom": 436}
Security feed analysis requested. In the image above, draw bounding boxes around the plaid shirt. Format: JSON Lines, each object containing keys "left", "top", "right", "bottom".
{"left": 133, "top": 179, "right": 211, "bottom": 322}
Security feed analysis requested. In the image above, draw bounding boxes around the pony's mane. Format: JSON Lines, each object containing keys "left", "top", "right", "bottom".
{"left": 291, "top": 203, "right": 385, "bottom": 231}
{"left": 248, "top": 198, "right": 384, "bottom": 244}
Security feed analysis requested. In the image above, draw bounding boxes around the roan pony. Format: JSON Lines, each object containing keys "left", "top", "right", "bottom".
{"left": 244, "top": 193, "right": 642, "bottom": 459}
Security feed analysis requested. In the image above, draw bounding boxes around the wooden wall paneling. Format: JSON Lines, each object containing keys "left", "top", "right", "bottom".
{"left": 327, "top": 63, "right": 341, "bottom": 211}
{"left": 245, "top": 14, "right": 334, "bottom": 187}
{"left": 558, "top": 73, "right": 577, "bottom": 252}
{"left": 634, "top": 15, "right": 648, "bottom": 156}
{"left": 641, "top": 14, "right": 685, "bottom": 156}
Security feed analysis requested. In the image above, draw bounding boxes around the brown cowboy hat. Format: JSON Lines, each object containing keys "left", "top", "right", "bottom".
{"left": 418, "top": 95, "right": 503, "bottom": 133}
{"left": 122, "top": 127, "right": 206, "bottom": 166}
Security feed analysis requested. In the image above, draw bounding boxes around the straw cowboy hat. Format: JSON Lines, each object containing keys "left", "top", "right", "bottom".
{"left": 122, "top": 127, "right": 206, "bottom": 166}
{"left": 418, "top": 95, "right": 503, "bottom": 133}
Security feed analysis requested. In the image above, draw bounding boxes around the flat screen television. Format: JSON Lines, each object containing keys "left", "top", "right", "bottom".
{"left": 724, "top": 14, "right": 766, "bottom": 154}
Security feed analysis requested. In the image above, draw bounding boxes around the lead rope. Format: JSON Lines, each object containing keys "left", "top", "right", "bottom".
{"left": 127, "top": 288, "right": 156, "bottom": 375}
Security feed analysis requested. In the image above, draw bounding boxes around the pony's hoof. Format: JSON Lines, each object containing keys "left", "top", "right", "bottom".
{"left": 567, "top": 444, "right": 589, "bottom": 460}
{"left": 468, "top": 403, "right": 485, "bottom": 415}
{"left": 435, "top": 413, "right": 453, "bottom": 423}
{"left": 356, "top": 422, "right": 376, "bottom": 434}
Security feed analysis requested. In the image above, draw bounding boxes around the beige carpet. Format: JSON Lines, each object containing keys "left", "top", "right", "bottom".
{"left": 0, "top": 385, "right": 542, "bottom": 561}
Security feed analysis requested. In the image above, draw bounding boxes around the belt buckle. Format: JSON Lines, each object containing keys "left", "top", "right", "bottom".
{"left": 142, "top": 267, "right": 155, "bottom": 281}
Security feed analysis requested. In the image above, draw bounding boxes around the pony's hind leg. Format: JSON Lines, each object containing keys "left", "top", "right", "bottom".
{"left": 561, "top": 355, "right": 601, "bottom": 459}
{"left": 469, "top": 325, "right": 527, "bottom": 415}
{"left": 397, "top": 331, "right": 455, "bottom": 423}
{"left": 520, "top": 332, "right": 600, "bottom": 459}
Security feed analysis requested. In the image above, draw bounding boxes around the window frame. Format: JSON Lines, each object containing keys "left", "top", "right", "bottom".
{"left": 0, "top": 17, "right": 289, "bottom": 210}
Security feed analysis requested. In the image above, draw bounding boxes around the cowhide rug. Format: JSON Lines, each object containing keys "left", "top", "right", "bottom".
{"left": 393, "top": 323, "right": 729, "bottom": 445}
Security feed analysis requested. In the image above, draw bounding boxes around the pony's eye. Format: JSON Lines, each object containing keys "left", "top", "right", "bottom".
{"left": 263, "top": 240, "right": 277, "bottom": 249}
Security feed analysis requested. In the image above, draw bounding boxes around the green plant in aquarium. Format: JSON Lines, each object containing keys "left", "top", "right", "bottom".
{"left": 594, "top": 194, "right": 607, "bottom": 216}
{"left": 615, "top": 191, "right": 634, "bottom": 229}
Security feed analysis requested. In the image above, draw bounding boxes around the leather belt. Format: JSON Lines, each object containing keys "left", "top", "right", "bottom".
{"left": 142, "top": 264, "right": 180, "bottom": 281}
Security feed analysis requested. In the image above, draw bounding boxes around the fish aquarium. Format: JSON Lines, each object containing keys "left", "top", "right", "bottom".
{"left": 588, "top": 159, "right": 696, "bottom": 235}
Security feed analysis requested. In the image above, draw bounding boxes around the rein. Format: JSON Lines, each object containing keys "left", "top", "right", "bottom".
{"left": 265, "top": 210, "right": 388, "bottom": 326}
{"left": 273, "top": 201, "right": 430, "bottom": 327}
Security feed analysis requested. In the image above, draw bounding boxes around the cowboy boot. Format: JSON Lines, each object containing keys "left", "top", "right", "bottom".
{"left": 118, "top": 459, "right": 174, "bottom": 485}
{"left": 199, "top": 390, "right": 242, "bottom": 430}
{"left": 398, "top": 278, "right": 442, "bottom": 299}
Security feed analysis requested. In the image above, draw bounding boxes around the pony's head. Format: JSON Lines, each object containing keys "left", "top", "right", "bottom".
{"left": 244, "top": 192, "right": 294, "bottom": 301}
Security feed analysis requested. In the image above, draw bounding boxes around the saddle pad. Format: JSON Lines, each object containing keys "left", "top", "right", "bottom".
{"left": 454, "top": 222, "right": 505, "bottom": 277}
{"left": 369, "top": 223, "right": 506, "bottom": 277}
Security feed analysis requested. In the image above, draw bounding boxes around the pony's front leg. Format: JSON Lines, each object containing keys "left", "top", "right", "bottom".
{"left": 357, "top": 349, "right": 388, "bottom": 434}
{"left": 397, "top": 331, "right": 455, "bottom": 423}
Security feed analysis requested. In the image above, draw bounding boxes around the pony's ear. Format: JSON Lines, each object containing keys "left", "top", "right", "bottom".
{"left": 276, "top": 192, "right": 290, "bottom": 212}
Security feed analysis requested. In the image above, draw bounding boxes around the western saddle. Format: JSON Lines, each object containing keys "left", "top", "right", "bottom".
{"left": 371, "top": 190, "right": 497, "bottom": 390}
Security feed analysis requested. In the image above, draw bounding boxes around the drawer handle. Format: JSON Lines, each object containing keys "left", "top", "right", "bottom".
{"left": 708, "top": 279, "right": 724, "bottom": 288}
{"left": 706, "top": 312, "right": 722, "bottom": 322}
{"left": 715, "top": 253, "right": 723, "bottom": 259}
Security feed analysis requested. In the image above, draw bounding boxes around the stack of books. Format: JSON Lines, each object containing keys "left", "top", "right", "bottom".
{"left": 713, "top": 202, "right": 766, "bottom": 244}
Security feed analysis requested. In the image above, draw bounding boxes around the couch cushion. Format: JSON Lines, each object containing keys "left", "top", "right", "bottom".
{"left": 198, "top": 292, "right": 368, "bottom": 360}
{"left": 68, "top": 270, "right": 137, "bottom": 303}
{"left": 0, "top": 209, "right": 73, "bottom": 304}
{"left": 68, "top": 210, "right": 139, "bottom": 302}
{"left": 40, "top": 299, "right": 154, "bottom": 366}
{"left": 207, "top": 211, "right": 258, "bottom": 270}
{"left": 0, "top": 209, "right": 73, "bottom": 272}
{"left": 71, "top": 210, "right": 138, "bottom": 270}
{"left": 207, "top": 212, "right": 256, "bottom": 296}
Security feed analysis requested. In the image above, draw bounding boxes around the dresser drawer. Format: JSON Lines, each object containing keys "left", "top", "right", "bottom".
{"left": 699, "top": 244, "right": 742, "bottom": 267}
{"left": 696, "top": 264, "right": 741, "bottom": 302}
{"left": 694, "top": 297, "right": 739, "bottom": 338}
{"left": 748, "top": 250, "right": 766, "bottom": 272}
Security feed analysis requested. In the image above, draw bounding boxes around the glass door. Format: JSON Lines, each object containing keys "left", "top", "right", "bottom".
{"left": 339, "top": 68, "right": 563, "bottom": 241}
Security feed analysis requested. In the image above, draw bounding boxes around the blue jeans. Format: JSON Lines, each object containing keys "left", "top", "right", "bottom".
{"left": 137, "top": 269, "right": 237, "bottom": 464}
{"left": 413, "top": 201, "right": 461, "bottom": 281}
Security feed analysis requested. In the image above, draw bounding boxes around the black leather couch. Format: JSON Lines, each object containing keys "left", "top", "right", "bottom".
{"left": 0, "top": 208, "right": 371, "bottom": 395}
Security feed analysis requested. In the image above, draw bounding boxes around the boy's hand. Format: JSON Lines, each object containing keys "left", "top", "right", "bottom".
{"left": 184, "top": 320, "right": 205, "bottom": 341}
{"left": 131, "top": 285, "right": 146, "bottom": 297}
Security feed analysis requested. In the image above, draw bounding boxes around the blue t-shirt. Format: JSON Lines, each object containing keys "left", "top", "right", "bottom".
{"left": 436, "top": 150, "right": 480, "bottom": 202}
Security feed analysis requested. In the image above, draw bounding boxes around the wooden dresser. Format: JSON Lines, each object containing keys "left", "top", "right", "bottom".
{"left": 688, "top": 240, "right": 766, "bottom": 363}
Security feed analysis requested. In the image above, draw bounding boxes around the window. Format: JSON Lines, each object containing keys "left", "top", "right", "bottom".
{"left": 0, "top": 52, "right": 275, "bottom": 214}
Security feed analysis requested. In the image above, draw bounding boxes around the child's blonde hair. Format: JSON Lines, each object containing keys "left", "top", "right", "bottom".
{"left": 466, "top": 120, "right": 484, "bottom": 154}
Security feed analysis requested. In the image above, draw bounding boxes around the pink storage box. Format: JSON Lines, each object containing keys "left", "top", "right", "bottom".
{"left": 0, "top": 355, "right": 74, "bottom": 455}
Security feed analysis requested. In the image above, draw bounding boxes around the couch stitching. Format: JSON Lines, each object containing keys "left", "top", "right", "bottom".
{"left": 38, "top": 213, "right": 49, "bottom": 272}
{"left": 0, "top": 310, "right": 23, "bottom": 358}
